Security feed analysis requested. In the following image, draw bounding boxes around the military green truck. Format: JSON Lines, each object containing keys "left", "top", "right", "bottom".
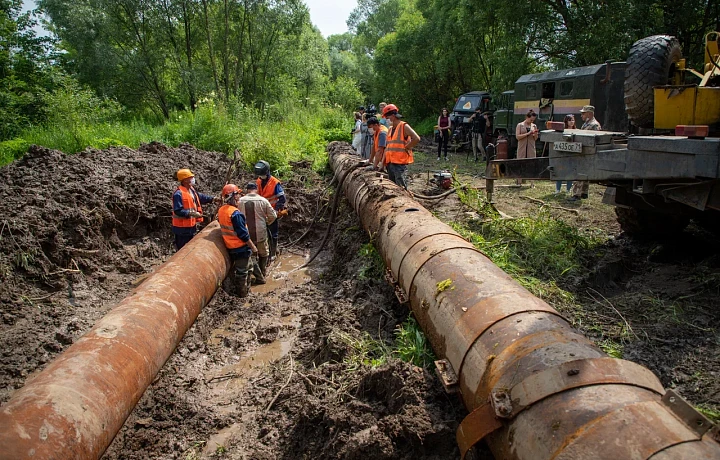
{"left": 493, "top": 62, "right": 627, "bottom": 156}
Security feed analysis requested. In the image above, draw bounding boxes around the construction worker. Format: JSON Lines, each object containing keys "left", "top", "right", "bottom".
{"left": 238, "top": 182, "right": 277, "bottom": 285}
{"left": 254, "top": 160, "right": 287, "bottom": 259}
{"left": 171, "top": 168, "right": 216, "bottom": 251}
{"left": 381, "top": 104, "right": 420, "bottom": 189}
{"left": 569, "top": 105, "right": 602, "bottom": 201}
{"left": 367, "top": 116, "right": 388, "bottom": 171}
{"left": 218, "top": 184, "right": 258, "bottom": 298}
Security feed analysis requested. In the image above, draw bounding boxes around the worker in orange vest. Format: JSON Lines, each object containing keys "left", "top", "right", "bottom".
{"left": 367, "top": 117, "right": 388, "bottom": 171}
{"left": 218, "top": 184, "right": 258, "bottom": 298}
{"left": 171, "top": 168, "right": 216, "bottom": 250}
{"left": 254, "top": 160, "right": 287, "bottom": 259}
{"left": 381, "top": 104, "right": 420, "bottom": 189}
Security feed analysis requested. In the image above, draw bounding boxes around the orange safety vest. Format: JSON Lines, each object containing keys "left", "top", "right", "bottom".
{"left": 384, "top": 121, "right": 413, "bottom": 165}
{"left": 373, "top": 124, "right": 389, "bottom": 157}
{"left": 217, "top": 205, "right": 247, "bottom": 250}
{"left": 171, "top": 186, "right": 204, "bottom": 228}
{"left": 256, "top": 176, "right": 282, "bottom": 209}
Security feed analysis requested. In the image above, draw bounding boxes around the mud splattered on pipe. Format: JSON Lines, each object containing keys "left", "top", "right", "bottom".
{"left": 328, "top": 144, "right": 720, "bottom": 459}
{"left": 0, "top": 222, "right": 230, "bottom": 459}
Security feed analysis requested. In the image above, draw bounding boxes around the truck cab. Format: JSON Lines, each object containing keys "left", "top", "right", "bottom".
{"left": 450, "top": 91, "right": 492, "bottom": 147}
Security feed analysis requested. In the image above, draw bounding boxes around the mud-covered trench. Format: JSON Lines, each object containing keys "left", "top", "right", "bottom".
{"left": 0, "top": 143, "right": 463, "bottom": 459}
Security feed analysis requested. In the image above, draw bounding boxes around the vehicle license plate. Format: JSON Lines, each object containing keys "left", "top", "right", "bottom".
{"left": 553, "top": 141, "right": 583, "bottom": 153}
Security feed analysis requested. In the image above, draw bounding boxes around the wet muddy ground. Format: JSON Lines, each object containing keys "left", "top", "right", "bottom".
{"left": 1, "top": 140, "right": 718, "bottom": 459}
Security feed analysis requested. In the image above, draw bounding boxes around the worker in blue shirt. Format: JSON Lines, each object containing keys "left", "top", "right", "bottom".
{"left": 171, "top": 169, "right": 216, "bottom": 250}
{"left": 218, "top": 184, "right": 258, "bottom": 297}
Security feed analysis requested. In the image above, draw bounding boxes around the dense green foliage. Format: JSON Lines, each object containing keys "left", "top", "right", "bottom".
{"left": 1, "top": 0, "right": 718, "bottom": 163}
{"left": 340, "top": 0, "right": 720, "bottom": 119}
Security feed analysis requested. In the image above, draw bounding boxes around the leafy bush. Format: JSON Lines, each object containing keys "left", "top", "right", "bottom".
{"left": 0, "top": 138, "right": 31, "bottom": 166}
{"left": 411, "top": 116, "right": 437, "bottom": 136}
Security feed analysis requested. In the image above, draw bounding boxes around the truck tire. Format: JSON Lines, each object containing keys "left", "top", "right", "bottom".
{"left": 624, "top": 35, "right": 682, "bottom": 129}
{"left": 615, "top": 207, "right": 689, "bottom": 237}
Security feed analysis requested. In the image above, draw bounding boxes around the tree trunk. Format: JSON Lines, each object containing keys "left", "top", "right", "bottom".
{"left": 201, "top": 0, "right": 222, "bottom": 99}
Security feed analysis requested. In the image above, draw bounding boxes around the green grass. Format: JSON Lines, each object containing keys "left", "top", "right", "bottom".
{"left": 394, "top": 316, "right": 435, "bottom": 368}
{"left": 0, "top": 102, "right": 351, "bottom": 175}
{"left": 358, "top": 242, "right": 385, "bottom": 280}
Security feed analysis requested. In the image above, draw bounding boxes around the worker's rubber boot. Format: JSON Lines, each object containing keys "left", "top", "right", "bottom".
{"left": 258, "top": 256, "right": 269, "bottom": 277}
{"left": 269, "top": 237, "right": 278, "bottom": 259}
{"left": 237, "top": 272, "right": 251, "bottom": 298}
{"left": 252, "top": 259, "right": 266, "bottom": 285}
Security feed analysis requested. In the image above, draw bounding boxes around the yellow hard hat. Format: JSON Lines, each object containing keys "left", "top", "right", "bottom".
{"left": 176, "top": 169, "right": 194, "bottom": 181}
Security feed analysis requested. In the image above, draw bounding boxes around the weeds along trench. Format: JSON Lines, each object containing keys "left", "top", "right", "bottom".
{"left": 0, "top": 142, "right": 463, "bottom": 459}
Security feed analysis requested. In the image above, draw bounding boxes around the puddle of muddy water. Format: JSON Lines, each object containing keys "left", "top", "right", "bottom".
{"left": 251, "top": 252, "right": 312, "bottom": 295}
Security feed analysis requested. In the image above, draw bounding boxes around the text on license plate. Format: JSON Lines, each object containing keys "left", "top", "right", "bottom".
{"left": 553, "top": 141, "right": 582, "bottom": 153}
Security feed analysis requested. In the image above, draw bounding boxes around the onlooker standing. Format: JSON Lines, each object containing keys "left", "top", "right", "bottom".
{"left": 569, "top": 106, "right": 602, "bottom": 201}
{"left": 556, "top": 114, "right": 575, "bottom": 194}
{"left": 382, "top": 104, "right": 420, "bottom": 189}
{"left": 468, "top": 107, "right": 488, "bottom": 162}
{"left": 515, "top": 110, "right": 539, "bottom": 185}
{"left": 437, "top": 108, "right": 451, "bottom": 161}
{"left": 359, "top": 113, "right": 373, "bottom": 160}
{"left": 378, "top": 102, "right": 391, "bottom": 129}
{"left": 351, "top": 112, "right": 362, "bottom": 151}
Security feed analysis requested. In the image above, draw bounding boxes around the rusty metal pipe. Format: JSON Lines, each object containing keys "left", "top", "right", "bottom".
{"left": 328, "top": 145, "right": 720, "bottom": 459}
{"left": 0, "top": 222, "right": 231, "bottom": 459}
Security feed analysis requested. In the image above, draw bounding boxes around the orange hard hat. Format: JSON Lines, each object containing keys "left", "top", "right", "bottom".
{"left": 382, "top": 103, "right": 399, "bottom": 118}
{"left": 222, "top": 183, "right": 241, "bottom": 199}
{"left": 177, "top": 169, "right": 194, "bottom": 181}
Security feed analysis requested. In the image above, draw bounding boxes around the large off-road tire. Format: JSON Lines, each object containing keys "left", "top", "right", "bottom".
{"left": 624, "top": 35, "right": 683, "bottom": 129}
{"left": 615, "top": 207, "right": 689, "bottom": 237}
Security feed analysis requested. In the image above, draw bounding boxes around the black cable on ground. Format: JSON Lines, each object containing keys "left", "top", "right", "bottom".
{"left": 413, "top": 185, "right": 466, "bottom": 201}
{"left": 297, "top": 161, "right": 365, "bottom": 269}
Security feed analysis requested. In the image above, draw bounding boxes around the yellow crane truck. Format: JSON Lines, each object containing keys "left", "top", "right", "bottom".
{"left": 487, "top": 33, "right": 720, "bottom": 236}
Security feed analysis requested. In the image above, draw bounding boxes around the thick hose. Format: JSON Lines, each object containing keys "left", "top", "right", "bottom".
{"left": 0, "top": 222, "right": 231, "bottom": 459}
{"left": 299, "top": 161, "right": 365, "bottom": 269}
{"left": 329, "top": 149, "right": 720, "bottom": 460}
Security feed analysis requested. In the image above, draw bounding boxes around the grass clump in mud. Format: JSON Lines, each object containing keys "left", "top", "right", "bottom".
{"left": 336, "top": 316, "right": 436, "bottom": 371}
{"left": 394, "top": 316, "right": 435, "bottom": 368}
{"left": 357, "top": 242, "right": 385, "bottom": 280}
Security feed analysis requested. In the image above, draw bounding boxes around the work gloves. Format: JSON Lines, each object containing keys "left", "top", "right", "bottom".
{"left": 188, "top": 211, "right": 203, "bottom": 218}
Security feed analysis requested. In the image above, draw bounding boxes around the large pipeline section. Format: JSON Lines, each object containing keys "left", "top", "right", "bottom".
{"left": 0, "top": 222, "right": 230, "bottom": 459}
{"left": 329, "top": 147, "right": 720, "bottom": 459}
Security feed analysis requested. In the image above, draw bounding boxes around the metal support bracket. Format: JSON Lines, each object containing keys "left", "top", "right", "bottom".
{"left": 662, "top": 389, "right": 716, "bottom": 437}
{"left": 456, "top": 357, "right": 666, "bottom": 459}
{"left": 434, "top": 359, "right": 459, "bottom": 394}
{"left": 384, "top": 268, "right": 408, "bottom": 304}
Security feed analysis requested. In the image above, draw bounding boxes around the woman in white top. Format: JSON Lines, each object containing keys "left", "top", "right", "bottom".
{"left": 351, "top": 112, "right": 362, "bottom": 151}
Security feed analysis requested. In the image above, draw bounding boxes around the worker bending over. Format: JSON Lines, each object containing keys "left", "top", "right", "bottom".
{"left": 171, "top": 168, "right": 215, "bottom": 250}
{"left": 238, "top": 182, "right": 277, "bottom": 285}
{"left": 218, "top": 184, "right": 258, "bottom": 298}
{"left": 254, "top": 160, "right": 287, "bottom": 259}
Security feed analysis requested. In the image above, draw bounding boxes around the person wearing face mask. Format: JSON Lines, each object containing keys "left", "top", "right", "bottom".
{"left": 171, "top": 168, "right": 216, "bottom": 250}
{"left": 218, "top": 184, "right": 258, "bottom": 298}
{"left": 254, "top": 160, "right": 287, "bottom": 260}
